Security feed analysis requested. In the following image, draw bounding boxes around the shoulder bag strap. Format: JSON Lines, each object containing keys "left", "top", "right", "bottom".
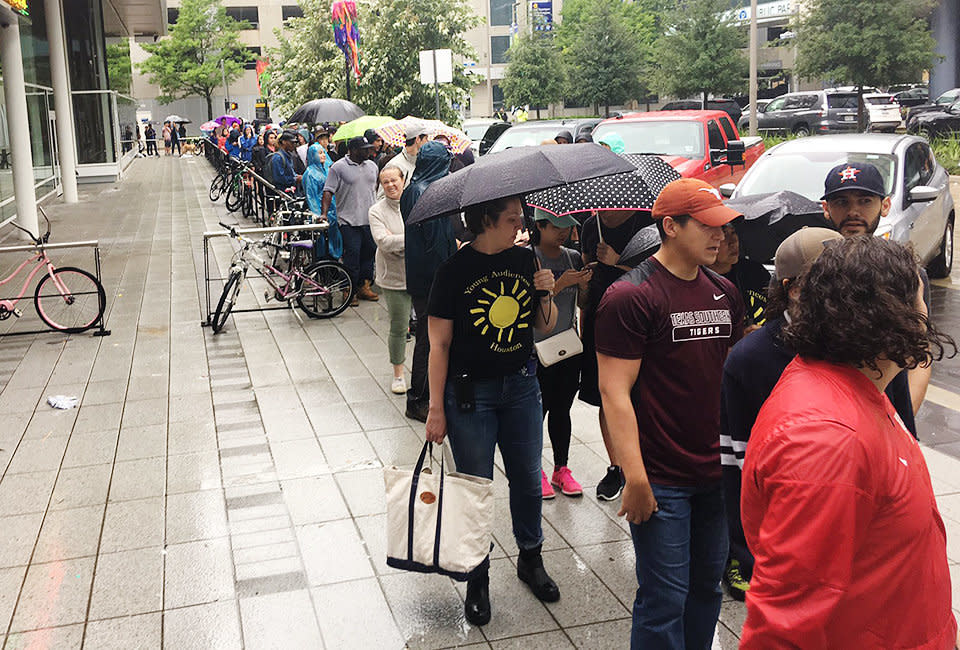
{"left": 407, "top": 442, "right": 432, "bottom": 562}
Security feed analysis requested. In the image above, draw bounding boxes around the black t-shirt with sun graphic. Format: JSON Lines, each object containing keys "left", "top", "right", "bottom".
{"left": 428, "top": 244, "right": 539, "bottom": 379}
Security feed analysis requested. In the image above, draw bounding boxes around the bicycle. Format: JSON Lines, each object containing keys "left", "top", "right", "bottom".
{"left": 209, "top": 157, "right": 244, "bottom": 203}
{"left": 0, "top": 208, "right": 106, "bottom": 333}
{"left": 210, "top": 219, "right": 353, "bottom": 333}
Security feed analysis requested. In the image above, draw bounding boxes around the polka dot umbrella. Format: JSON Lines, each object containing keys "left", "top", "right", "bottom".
{"left": 525, "top": 153, "right": 680, "bottom": 218}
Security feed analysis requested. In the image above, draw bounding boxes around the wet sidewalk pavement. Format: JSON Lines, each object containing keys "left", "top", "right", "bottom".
{"left": 0, "top": 155, "right": 956, "bottom": 649}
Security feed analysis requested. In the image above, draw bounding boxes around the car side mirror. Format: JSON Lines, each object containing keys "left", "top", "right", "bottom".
{"left": 908, "top": 185, "right": 939, "bottom": 202}
{"left": 725, "top": 140, "right": 746, "bottom": 166}
{"left": 718, "top": 183, "right": 736, "bottom": 198}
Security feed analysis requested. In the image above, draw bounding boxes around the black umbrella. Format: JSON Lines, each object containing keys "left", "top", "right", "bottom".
{"left": 725, "top": 190, "right": 830, "bottom": 261}
{"left": 526, "top": 154, "right": 680, "bottom": 217}
{"left": 287, "top": 98, "right": 365, "bottom": 124}
{"left": 407, "top": 144, "right": 636, "bottom": 225}
{"left": 618, "top": 223, "right": 661, "bottom": 267}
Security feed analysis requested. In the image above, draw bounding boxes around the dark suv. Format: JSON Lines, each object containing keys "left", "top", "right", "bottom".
{"left": 660, "top": 99, "right": 742, "bottom": 125}
{"left": 737, "top": 90, "right": 859, "bottom": 136}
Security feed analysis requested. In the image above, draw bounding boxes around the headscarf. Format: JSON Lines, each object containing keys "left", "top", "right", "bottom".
{"left": 304, "top": 143, "right": 342, "bottom": 259}
{"left": 598, "top": 132, "right": 626, "bottom": 154}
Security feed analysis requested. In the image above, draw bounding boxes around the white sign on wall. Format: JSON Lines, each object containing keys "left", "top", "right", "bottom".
{"left": 419, "top": 49, "right": 454, "bottom": 85}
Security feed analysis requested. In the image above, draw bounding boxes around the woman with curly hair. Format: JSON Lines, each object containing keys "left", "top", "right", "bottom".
{"left": 739, "top": 235, "right": 957, "bottom": 650}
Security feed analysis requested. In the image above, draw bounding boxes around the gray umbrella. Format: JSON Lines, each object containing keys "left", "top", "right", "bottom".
{"left": 618, "top": 224, "right": 662, "bottom": 267}
{"left": 725, "top": 190, "right": 830, "bottom": 261}
{"left": 407, "top": 144, "right": 637, "bottom": 225}
{"left": 287, "top": 98, "right": 365, "bottom": 124}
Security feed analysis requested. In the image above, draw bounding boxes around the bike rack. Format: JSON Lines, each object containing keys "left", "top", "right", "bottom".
{"left": 0, "top": 239, "right": 111, "bottom": 337}
{"left": 201, "top": 222, "right": 332, "bottom": 327}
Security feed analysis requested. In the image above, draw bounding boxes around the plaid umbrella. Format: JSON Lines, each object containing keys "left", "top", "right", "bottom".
{"left": 376, "top": 116, "right": 472, "bottom": 154}
{"left": 200, "top": 120, "right": 219, "bottom": 132}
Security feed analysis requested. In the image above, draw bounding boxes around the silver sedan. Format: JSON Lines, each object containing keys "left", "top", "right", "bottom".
{"left": 721, "top": 134, "right": 954, "bottom": 277}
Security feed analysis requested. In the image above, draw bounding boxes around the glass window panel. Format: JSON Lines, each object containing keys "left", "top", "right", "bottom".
{"left": 490, "top": 0, "right": 512, "bottom": 26}
{"left": 282, "top": 5, "right": 303, "bottom": 20}
{"left": 225, "top": 7, "right": 259, "bottom": 28}
{"left": 491, "top": 36, "right": 510, "bottom": 64}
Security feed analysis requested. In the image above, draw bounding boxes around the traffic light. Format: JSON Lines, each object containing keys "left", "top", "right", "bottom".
{"left": 224, "top": 100, "right": 238, "bottom": 111}
{"left": 230, "top": 102, "right": 238, "bottom": 111}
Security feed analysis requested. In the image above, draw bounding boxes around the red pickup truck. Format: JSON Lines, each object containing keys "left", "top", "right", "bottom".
{"left": 591, "top": 110, "right": 764, "bottom": 188}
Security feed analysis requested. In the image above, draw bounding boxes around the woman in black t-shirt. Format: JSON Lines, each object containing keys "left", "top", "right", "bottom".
{"left": 426, "top": 195, "right": 559, "bottom": 627}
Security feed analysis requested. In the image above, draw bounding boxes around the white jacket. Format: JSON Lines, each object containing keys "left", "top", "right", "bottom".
{"left": 368, "top": 196, "right": 406, "bottom": 290}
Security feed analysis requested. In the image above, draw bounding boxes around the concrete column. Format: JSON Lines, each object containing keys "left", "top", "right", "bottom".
{"left": 0, "top": 17, "right": 39, "bottom": 238}
{"left": 930, "top": 0, "right": 960, "bottom": 99}
{"left": 44, "top": 0, "right": 78, "bottom": 203}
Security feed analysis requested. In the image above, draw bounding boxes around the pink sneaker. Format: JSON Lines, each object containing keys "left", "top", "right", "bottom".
{"left": 541, "top": 470, "right": 555, "bottom": 499}
{"left": 551, "top": 466, "right": 583, "bottom": 497}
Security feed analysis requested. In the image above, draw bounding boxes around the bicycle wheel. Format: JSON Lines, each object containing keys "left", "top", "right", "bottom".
{"left": 241, "top": 185, "right": 254, "bottom": 218}
{"left": 225, "top": 176, "right": 242, "bottom": 212}
{"left": 34, "top": 266, "right": 106, "bottom": 333}
{"left": 297, "top": 261, "right": 353, "bottom": 319}
{"left": 212, "top": 268, "right": 244, "bottom": 333}
{"left": 209, "top": 173, "right": 226, "bottom": 201}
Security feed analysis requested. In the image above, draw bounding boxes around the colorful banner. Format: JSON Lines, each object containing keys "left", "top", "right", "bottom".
{"left": 331, "top": 0, "right": 361, "bottom": 78}
{"left": 255, "top": 58, "right": 270, "bottom": 94}
{"left": 1, "top": 0, "right": 28, "bottom": 16}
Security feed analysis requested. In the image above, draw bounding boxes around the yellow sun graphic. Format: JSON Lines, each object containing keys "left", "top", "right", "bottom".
{"left": 470, "top": 278, "right": 532, "bottom": 343}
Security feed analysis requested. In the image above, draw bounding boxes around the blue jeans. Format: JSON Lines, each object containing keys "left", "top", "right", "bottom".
{"left": 629, "top": 483, "right": 727, "bottom": 650}
{"left": 340, "top": 224, "right": 376, "bottom": 287}
{"left": 444, "top": 372, "right": 544, "bottom": 551}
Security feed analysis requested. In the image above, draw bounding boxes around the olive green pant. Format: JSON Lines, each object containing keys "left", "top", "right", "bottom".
{"left": 381, "top": 288, "right": 412, "bottom": 366}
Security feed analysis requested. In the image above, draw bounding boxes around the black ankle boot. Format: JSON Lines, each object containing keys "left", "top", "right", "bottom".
{"left": 517, "top": 545, "right": 560, "bottom": 602}
{"left": 464, "top": 571, "right": 491, "bottom": 626}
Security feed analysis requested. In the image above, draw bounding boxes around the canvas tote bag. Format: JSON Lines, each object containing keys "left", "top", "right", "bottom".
{"left": 384, "top": 442, "right": 494, "bottom": 580}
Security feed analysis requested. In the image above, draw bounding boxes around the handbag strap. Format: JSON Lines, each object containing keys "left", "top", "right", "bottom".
{"left": 433, "top": 448, "right": 445, "bottom": 567}
{"left": 407, "top": 442, "right": 433, "bottom": 561}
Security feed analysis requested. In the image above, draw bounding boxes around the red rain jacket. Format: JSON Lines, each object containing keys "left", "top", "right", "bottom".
{"left": 741, "top": 357, "right": 956, "bottom": 650}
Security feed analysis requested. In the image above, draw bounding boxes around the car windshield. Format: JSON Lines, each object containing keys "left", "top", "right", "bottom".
{"left": 488, "top": 126, "right": 569, "bottom": 152}
{"left": 827, "top": 94, "right": 858, "bottom": 109}
{"left": 737, "top": 151, "right": 897, "bottom": 201}
{"left": 865, "top": 95, "right": 895, "bottom": 105}
{"left": 592, "top": 121, "right": 704, "bottom": 159}
{"left": 463, "top": 123, "right": 493, "bottom": 140}
{"left": 936, "top": 91, "right": 959, "bottom": 105}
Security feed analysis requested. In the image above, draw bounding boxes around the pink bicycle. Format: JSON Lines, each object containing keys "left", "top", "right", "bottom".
{"left": 0, "top": 208, "right": 106, "bottom": 333}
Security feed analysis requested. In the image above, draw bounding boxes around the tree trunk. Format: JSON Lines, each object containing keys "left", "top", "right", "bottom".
{"left": 205, "top": 93, "right": 213, "bottom": 121}
{"left": 536, "top": 106, "right": 541, "bottom": 119}
{"left": 857, "top": 83, "right": 866, "bottom": 133}
{"left": 702, "top": 91, "right": 708, "bottom": 110}
{"left": 605, "top": 103, "right": 610, "bottom": 118}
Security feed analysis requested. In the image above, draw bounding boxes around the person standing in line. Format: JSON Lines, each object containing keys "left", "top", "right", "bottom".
{"left": 740, "top": 235, "right": 957, "bottom": 649}
{"left": 707, "top": 223, "right": 770, "bottom": 332}
{"left": 321, "top": 135, "right": 380, "bottom": 304}
{"left": 177, "top": 122, "right": 186, "bottom": 144}
{"left": 303, "top": 142, "right": 342, "bottom": 262}
{"left": 425, "top": 195, "right": 561, "bottom": 627}
{"left": 271, "top": 130, "right": 302, "bottom": 195}
{"left": 369, "top": 166, "right": 411, "bottom": 394}
{"left": 596, "top": 178, "right": 745, "bottom": 649}
{"left": 383, "top": 124, "right": 431, "bottom": 190}
{"left": 239, "top": 125, "right": 256, "bottom": 162}
{"left": 162, "top": 121, "right": 172, "bottom": 155}
{"left": 170, "top": 122, "right": 182, "bottom": 156}
{"left": 531, "top": 209, "right": 592, "bottom": 499}
{"left": 144, "top": 123, "right": 158, "bottom": 157}
{"left": 400, "top": 141, "right": 454, "bottom": 422}
{"left": 579, "top": 209, "right": 645, "bottom": 501}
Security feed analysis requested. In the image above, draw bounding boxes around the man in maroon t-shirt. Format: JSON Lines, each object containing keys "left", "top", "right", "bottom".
{"left": 596, "top": 178, "right": 745, "bottom": 650}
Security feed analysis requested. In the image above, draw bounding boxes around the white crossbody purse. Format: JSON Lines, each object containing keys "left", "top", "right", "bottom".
{"left": 534, "top": 249, "right": 583, "bottom": 367}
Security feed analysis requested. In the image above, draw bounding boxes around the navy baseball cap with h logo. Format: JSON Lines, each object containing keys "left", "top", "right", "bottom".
{"left": 821, "top": 162, "right": 886, "bottom": 200}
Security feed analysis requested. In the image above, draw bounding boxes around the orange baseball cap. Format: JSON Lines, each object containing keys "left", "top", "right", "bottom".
{"left": 651, "top": 178, "right": 742, "bottom": 227}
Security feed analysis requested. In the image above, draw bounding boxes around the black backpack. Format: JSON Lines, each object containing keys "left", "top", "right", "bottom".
{"left": 263, "top": 151, "right": 280, "bottom": 184}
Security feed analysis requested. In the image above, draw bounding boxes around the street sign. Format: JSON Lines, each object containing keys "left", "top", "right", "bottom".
{"left": 255, "top": 98, "right": 270, "bottom": 121}
{"left": 530, "top": 0, "right": 552, "bottom": 31}
{"left": 419, "top": 49, "right": 453, "bottom": 85}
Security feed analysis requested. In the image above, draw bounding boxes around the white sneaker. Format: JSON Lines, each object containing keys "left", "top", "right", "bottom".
{"left": 391, "top": 376, "right": 407, "bottom": 394}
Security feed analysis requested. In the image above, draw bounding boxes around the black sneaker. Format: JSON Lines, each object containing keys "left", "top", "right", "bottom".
{"left": 405, "top": 400, "right": 429, "bottom": 423}
{"left": 723, "top": 559, "right": 750, "bottom": 602}
{"left": 596, "top": 465, "right": 624, "bottom": 501}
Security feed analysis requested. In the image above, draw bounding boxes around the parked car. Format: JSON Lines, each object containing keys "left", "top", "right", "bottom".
{"left": 592, "top": 110, "right": 764, "bottom": 187}
{"left": 863, "top": 93, "right": 902, "bottom": 132}
{"left": 905, "top": 88, "right": 960, "bottom": 128}
{"left": 462, "top": 119, "right": 510, "bottom": 155}
{"left": 660, "top": 99, "right": 742, "bottom": 125}
{"left": 892, "top": 86, "right": 929, "bottom": 114}
{"left": 723, "top": 134, "right": 953, "bottom": 277}
{"left": 738, "top": 90, "right": 861, "bottom": 136}
{"left": 905, "top": 98, "right": 960, "bottom": 138}
{"left": 485, "top": 118, "right": 602, "bottom": 154}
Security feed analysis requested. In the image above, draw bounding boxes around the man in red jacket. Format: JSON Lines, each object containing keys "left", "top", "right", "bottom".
{"left": 741, "top": 235, "right": 957, "bottom": 649}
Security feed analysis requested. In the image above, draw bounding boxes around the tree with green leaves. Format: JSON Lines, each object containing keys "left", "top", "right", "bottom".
{"left": 653, "top": 0, "right": 747, "bottom": 109}
{"left": 263, "top": 0, "right": 345, "bottom": 119}
{"left": 500, "top": 29, "right": 564, "bottom": 119}
{"left": 354, "top": 0, "right": 481, "bottom": 123}
{"left": 560, "top": 0, "right": 646, "bottom": 117}
{"left": 137, "top": 0, "right": 252, "bottom": 119}
{"left": 794, "top": 0, "right": 938, "bottom": 129}
{"left": 106, "top": 39, "right": 132, "bottom": 96}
